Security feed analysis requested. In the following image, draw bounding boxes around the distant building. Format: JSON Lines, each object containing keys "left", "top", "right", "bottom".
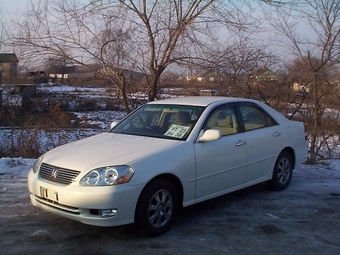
{"left": 0, "top": 53, "right": 19, "bottom": 77}
{"left": 293, "top": 82, "right": 311, "bottom": 93}
{"left": 49, "top": 64, "right": 146, "bottom": 81}
{"left": 69, "top": 64, "right": 102, "bottom": 79}
{"left": 187, "top": 70, "right": 222, "bottom": 82}
{"left": 49, "top": 66, "right": 76, "bottom": 79}
{"left": 251, "top": 67, "right": 279, "bottom": 82}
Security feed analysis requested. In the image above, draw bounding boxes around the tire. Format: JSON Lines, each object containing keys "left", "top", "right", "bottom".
{"left": 267, "top": 151, "right": 293, "bottom": 191}
{"left": 135, "top": 179, "right": 178, "bottom": 237}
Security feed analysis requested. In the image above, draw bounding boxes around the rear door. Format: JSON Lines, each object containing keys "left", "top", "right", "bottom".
{"left": 238, "top": 103, "right": 284, "bottom": 182}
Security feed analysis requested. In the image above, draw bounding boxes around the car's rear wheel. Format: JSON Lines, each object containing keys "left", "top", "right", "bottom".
{"left": 267, "top": 151, "right": 293, "bottom": 191}
{"left": 135, "top": 179, "right": 178, "bottom": 236}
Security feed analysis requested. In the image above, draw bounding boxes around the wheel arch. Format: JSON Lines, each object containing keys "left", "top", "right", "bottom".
{"left": 137, "top": 174, "right": 184, "bottom": 210}
{"left": 281, "top": 147, "right": 295, "bottom": 167}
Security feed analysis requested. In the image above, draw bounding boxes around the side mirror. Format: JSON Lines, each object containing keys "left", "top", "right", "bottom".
{"left": 197, "top": 129, "right": 221, "bottom": 142}
{"left": 110, "top": 121, "right": 119, "bottom": 129}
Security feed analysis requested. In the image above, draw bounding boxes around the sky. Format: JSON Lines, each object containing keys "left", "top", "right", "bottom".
{"left": 0, "top": 0, "right": 89, "bottom": 25}
{"left": 0, "top": 0, "right": 31, "bottom": 35}
{"left": 0, "top": 0, "right": 323, "bottom": 66}
{"left": 1, "top": 0, "right": 89, "bottom": 17}
{"left": 1, "top": 0, "right": 28, "bottom": 19}
{"left": 0, "top": 0, "right": 90, "bottom": 52}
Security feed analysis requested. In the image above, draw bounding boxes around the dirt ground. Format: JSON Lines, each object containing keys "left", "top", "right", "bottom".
{"left": 1, "top": 163, "right": 340, "bottom": 255}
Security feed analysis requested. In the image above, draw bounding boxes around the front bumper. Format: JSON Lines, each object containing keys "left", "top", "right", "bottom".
{"left": 28, "top": 169, "right": 143, "bottom": 227}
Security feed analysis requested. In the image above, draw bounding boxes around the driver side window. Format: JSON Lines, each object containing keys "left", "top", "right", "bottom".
{"left": 204, "top": 105, "right": 238, "bottom": 136}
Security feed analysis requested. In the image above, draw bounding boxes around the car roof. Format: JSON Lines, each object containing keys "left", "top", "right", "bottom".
{"left": 148, "top": 96, "right": 254, "bottom": 107}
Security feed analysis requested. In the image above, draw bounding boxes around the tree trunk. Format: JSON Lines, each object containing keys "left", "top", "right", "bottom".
{"left": 148, "top": 72, "right": 161, "bottom": 102}
{"left": 309, "top": 72, "right": 319, "bottom": 163}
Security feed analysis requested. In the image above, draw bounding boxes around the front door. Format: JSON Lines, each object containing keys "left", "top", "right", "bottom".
{"left": 194, "top": 104, "right": 247, "bottom": 201}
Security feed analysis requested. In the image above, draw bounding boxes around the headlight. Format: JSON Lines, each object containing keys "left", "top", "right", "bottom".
{"left": 32, "top": 155, "right": 44, "bottom": 173}
{"left": 80, "top": 165, "right": 134, "bottom": 186}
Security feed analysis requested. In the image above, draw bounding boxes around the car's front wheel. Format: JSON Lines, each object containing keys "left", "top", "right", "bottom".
{"left": 267, "top": 151, "right": 293, "bottom": 191}
{"left": 135, "top": 179, "right": 178, "bottom": 236}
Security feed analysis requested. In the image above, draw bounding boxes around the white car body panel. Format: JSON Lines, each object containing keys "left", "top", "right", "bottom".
{"left": 28, "top": 96, "right": 309, "bottom": 228}
{"left": 41, "top": 133, "right": 181, "bottom": 173}
{"left": 28, "top": 170, "right": 142, "bottom": 226}
{"left": 194, "top": 132, "right": 247, "bottom": 199}
{"left": 28, "top": 136, "right": 198, "bottom": 226}
{"left": 245, "top": 125, "right": 284, "bottom": 182}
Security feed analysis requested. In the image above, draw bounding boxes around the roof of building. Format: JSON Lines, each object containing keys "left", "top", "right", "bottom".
{"left": 0, "top": 53, "right": 19, "bottom": 63}
{"left": 255, "top": 67, "right": 276, "bottom": 76}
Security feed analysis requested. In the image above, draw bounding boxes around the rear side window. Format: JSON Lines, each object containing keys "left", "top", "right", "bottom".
{"left": 239, "top": 105, "right": 277, "bottom": 131}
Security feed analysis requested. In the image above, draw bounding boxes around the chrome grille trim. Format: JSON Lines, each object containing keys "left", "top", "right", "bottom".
{"left": 39, "top": 163, "right": 80, "bottom": 185}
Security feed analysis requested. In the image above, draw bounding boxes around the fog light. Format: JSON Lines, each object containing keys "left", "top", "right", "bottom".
{"left": 99, "top": 209, "right": 117, "bottom": 218}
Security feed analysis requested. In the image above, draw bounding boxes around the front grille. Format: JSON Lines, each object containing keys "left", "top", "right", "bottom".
{"left": 39, "top": 163, "right": 81, "bottom": 185}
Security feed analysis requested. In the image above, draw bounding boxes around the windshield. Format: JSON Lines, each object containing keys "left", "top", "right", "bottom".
{"left": 111, "top": 104, "right": 205, "bottom": 140}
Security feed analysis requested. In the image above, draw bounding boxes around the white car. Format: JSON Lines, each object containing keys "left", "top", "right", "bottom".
{"left": 28, "top": 97, "right": 308, "bottom": 236}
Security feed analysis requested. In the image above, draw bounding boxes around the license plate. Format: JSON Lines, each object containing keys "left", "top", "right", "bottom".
{"left": 40, "top": 186, "right": 59, "bottom": 202}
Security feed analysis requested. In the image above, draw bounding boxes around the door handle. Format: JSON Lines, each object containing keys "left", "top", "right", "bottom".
{"left": 236, "top": 140, "right": 246, "bottom": 146}
{"left": 273, "top": 131, "right": 281, "bottom": 137}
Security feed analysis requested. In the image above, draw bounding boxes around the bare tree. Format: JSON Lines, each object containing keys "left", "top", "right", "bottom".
{"left": 6, "top": 0, "right": 139, "bottom": 112}
{"left": 6, "top": 0, "right": 305, "bottom": 112}
{"left": 7, "top": 0, "right": 262, "bottom": 111}
{"left": 110, "top": 0, "right": 224, "bottom": 101}
{"left": 209, "top": 40, "right": 277, "bottom": 98}
{"left": 271, "top": 0, "right": 340, "bottom": 162}
{"left": 0, "top": 1, "right": 9, "bottom": 52}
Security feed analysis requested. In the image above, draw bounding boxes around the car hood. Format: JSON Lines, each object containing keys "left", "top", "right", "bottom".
{"left": 42, "top": 133, "right": 181, "bottom": 172}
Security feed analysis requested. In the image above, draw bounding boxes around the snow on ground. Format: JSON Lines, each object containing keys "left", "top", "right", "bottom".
{"left": 38, "top": 84, "right": 108, "bottom": 94}
{"left": 0, "top": 111, "right": 124, "bottom": 178}
{"left": 0, "top": 158, "right": 36, "bottom": 177}
{"left": 73, "top": 110, "right": 126, "bottom": 129}
{"left": 0, "top": 110, "right": 127, "bottom": 157}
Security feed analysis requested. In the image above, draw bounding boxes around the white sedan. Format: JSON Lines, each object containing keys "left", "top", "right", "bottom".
{"left": 28, "top": 97, "right": 308, "bottom": 236}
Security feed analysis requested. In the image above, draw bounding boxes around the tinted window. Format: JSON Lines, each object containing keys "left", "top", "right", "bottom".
{"left": 239, "top": 105, "right": 277, "bottom": 131}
